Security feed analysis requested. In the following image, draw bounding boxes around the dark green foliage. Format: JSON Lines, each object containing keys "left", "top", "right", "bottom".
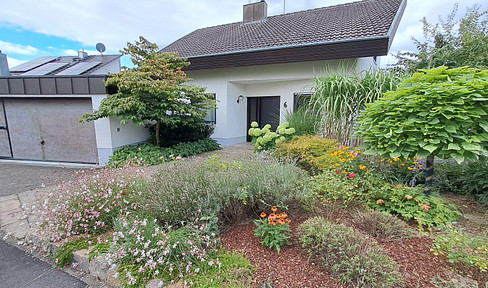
{"left": 108, "top": 139, "right": 221, "bottom": 167}
{"left": 146, "top": 122, "right": 215, "bottom": 147}
{"left": 298, "top": 218, "right": 404, "bottom": 288}
{"left": 434, "top": 157, "right": 488, "bottom": 205}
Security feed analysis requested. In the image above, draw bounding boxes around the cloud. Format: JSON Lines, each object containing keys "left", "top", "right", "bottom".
{"left": 0, "top": 0, "right": 486, "bottom": 60}
{"left": 4, "top": 57, "right": 27, "bottom": 69}
{"left": 0, "top": 40, "right": 39, "bottom": 55}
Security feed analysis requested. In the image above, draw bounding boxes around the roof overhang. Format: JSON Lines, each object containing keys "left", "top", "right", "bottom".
{"left": 184, "top": 36, "right": 390, "bottom": 71}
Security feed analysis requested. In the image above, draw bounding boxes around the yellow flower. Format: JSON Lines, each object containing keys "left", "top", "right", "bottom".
{"left": 359, "top": 165, "right": 367, "bottom": 170}
{"left": 407, "top": 167, "right": 414, "bottom": 171}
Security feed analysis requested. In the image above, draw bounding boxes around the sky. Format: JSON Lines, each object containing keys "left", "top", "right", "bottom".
{"left": 0, "top": 0, "right": 486, "bottom": 69}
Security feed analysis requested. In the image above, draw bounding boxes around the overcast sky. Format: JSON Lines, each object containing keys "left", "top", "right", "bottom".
{"left": 0, "top": 0, "right": 486, "bottom": 68}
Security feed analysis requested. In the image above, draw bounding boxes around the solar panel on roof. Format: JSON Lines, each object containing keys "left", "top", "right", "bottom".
{"left": 56, "top": 61, "right": 102, "bottom": 75}
{"left": 22, "top": 63, "right": 69, "bottom": 75}
{"left": 9, "top": 56, "right": 57, "bottom": 72}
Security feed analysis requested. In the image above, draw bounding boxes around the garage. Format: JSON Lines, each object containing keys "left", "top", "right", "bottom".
{"left": 0, "top": 98, "right": 98, "bottom": 163}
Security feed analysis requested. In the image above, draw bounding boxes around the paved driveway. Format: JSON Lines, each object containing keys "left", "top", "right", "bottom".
{"left": 0, "top": 163, "right": 77, "bottom": 197}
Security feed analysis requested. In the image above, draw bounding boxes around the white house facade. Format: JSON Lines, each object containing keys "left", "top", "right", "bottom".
{"left": 161, "top": 0, "right": 406, "bottom": 146}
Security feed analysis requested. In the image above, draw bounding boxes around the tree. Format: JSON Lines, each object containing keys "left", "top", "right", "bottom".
{"left": 356, "top": 66, "right": 488, "bottom": 194}
{"left": 82, "top": 37, "right": 215, "bottom": 147}
{"left": 395, "top": 4, "right": 488, "bottom": 72}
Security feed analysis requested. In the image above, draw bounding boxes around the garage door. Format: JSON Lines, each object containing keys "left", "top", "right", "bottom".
{"left": 1, "top": 98, "right": 98, "bottom": 163}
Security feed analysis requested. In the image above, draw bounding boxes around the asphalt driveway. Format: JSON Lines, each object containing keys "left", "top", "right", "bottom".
{"left": 0, "top": 163, "right": 77, "bottom": 197}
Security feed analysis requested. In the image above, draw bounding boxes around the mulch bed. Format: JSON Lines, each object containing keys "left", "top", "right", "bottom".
{"left": 220, "top": 214, "right": 487, "bottom": 288}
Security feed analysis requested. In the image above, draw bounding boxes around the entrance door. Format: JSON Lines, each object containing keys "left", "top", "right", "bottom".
{"left": 0, "top": 100, "right": 12, "bottom": 158}
{"left": 247, "top": 96, "right": 280, "bottom": 142}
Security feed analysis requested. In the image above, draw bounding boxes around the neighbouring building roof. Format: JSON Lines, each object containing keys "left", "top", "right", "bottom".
{"left": 9, "top": 54, "right": 121, "bottom": 76}
{"left": 161, "top": 0, "right": 406, "bottom": 70}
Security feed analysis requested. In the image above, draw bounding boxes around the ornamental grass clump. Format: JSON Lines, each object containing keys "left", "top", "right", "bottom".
{"left": 253, "top": 206, "right": 292, "bottom": 253}
{"left": 298, "top": 217, "right": 404, "bottom": 288}
{"left": 352, "top": 210, "right": 413, "bottom": 240}
{"left": 33, "top": 167, "right": 149, "bottom": 242}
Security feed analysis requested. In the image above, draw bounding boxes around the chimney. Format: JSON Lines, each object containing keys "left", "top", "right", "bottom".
{"left": 0, "top": 50, "right": 9, "bottom": 76}
{"left": 243, "top": 0, "right": 267, "bottom": 22}
{"left": 78, "top": 48, "right": 88, "bottom": 59}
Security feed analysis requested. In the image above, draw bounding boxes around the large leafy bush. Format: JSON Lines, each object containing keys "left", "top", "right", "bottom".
{"left": 357, "top": 66, "right": 488, "bottom": 164}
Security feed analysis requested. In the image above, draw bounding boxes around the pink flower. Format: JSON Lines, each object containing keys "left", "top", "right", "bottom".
{"left": 405, "top": 195, "right": 413, "bottom": 200}
{"left": 349, "top": 173, "right": 356, "bottom": 178}
{"left": 376, "top": 199, "right": 384, "bottom": 205}
{"left": 420, "top": 202, "right": 431, "bottom": 211}
{"left": 336, "top": 170, "right": 341, "bottom": 174}
{"left": 175, "top": 156, "right": 182, "bottom": 160}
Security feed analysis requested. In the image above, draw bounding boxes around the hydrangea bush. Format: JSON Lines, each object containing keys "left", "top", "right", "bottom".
{"left": 248, "top": 121, "right": 296, "bottom": 152}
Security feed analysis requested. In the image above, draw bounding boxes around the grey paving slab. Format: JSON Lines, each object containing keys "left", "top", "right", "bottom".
{"left": 0, "top": 163, "right": 77, "bottom": 197}
{"left": 0, "top": 239, "right": 87, "bottom": 288}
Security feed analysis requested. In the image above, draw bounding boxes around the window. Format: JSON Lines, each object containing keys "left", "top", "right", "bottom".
{"left": 293, "top": 92, "right": 312, "bottom": 111}
{"left": 204, "top": 93, "right": 216, "bottom": 124}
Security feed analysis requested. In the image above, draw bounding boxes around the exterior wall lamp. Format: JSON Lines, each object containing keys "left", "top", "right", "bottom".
{"left": 237, "top": 95, "right": 245, "bottom": 103}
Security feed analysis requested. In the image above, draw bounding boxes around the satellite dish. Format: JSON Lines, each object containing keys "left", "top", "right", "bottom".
{"left": 96, "top": 43, "right": 106, "bottom": 54}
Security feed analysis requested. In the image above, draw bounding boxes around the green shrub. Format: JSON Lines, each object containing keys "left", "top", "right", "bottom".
{"left": 367, "top": 185, "right": 462, "bottom": 229}
{"left": 298, "top": 217, "right": 404, "bottom": 288}
{"left": 304, "top": 170, "right": 384, "bottom": 207}
{"left": 248, "top": 122, "right": 296, "bottom": 152}
{"left": 274, "top": 135, "right": 338, "bottom": 173}
{"left": 146, "top": 122, "right": 215, "bottom": 147}
{"left": 108, "top": 139, "right": 221, "bottom": 167}
{"left": 146, "top": 157, "right": 308, "bottom": 226}
{"left": 434, "top": 157, "right": 488, "bottom": 205}
{"left": 284, "top": 109, "right": 319, "bottom": 136}
{"left": 352, "top": 210, "right": 412, "bottom": 240}
{"left": 187, "top": 250, "right": 256, "bottom": 288}
{"left": 432, "top": 224, "right": 488, "bottom": 272}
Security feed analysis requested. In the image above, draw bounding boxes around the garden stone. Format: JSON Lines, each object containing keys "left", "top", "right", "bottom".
{"left": 72, "top": 248, "right": 90, "bottom": 273}
{"left": 146, "top": 279, "right": 165, "bottom": 288}
{"left": 106, "top": 266, "right": 121, "bottom": 287}
{"left": 89, "top": 256, "right": 110, "bottom": 281}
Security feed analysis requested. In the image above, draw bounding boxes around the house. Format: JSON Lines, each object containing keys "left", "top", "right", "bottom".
{"left": 161, "top": 0, "right": 406, "bottom": 145}
{"left": 0, "top": 50, "right": 148, "bottom": 165}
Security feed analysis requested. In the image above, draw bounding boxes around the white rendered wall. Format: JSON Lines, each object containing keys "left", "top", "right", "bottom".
{"left": 91, "top": 59, "right": 121, "bottom": 75}
{"left": 187, "top": 58, "right": 369, "bottom": 145}
{"left": 91, "top": 95, "right": 149, "bottom": 165}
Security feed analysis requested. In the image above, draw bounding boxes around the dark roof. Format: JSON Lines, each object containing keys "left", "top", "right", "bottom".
{"left": 9, "top": 54, "right": 121, "bottom": 76}
{"left": 161, "top": 0, "right": 406, "bottom": 66}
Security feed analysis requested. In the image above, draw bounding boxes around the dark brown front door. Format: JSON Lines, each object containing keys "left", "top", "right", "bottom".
{"left": 247, "top": 96, "right": 280, "bottom": 142}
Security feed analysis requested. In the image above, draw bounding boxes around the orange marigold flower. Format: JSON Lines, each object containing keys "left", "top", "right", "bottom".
{"left": 278, "top": 219, "right": 286, "bottom": 225}
{"left": 260, "top": 212, "right": 267, "bottom": 218}
{"left": 271, "top": 206, "right": 278, "bottom": 212}
{"left": 269, "top": 220, "right": 277, "bottom": 226}
{"left": 376, "top": 199, "right": 384, "bottom": 205}
{"left": 285, "top": 218, "right": 291, "bottom": 223}
{"left": 280, "top": 212, "right": 287, "bottom": 219}
{"left": 269, "top": 213, "right": 276, "bottom": 220}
